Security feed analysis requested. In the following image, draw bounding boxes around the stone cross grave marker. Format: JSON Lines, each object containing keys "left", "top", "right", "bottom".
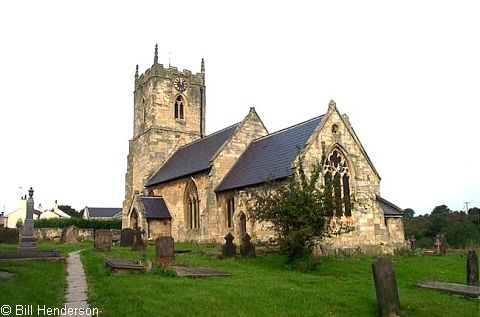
{"left": 221, "top": 232, "right": 236, "bottom": 258}
{"left": 120, "top": 228, "right": 134, "bottom": 247}
{"left": 466, "top": 249, "right": 479, "bottom": 286}
{"left": 372, "top": 257, "right": 402, "bottom": 317}
{"left": 18, "top": 187, "right": 38, "bottom": 254}
{"left": 94, "top": 229, "right": 112, "bottom": 252}
{"left": 155, "top": 236, "right": 174, "bottom": 268}
{"left": 60, "top": 225, "right": 79, "bottom": 244}
{"left": 240, "top": 233, "right": 256, "bottom": 257}
{"left": 132, "top": 228, "right": 146, "bottom": 251}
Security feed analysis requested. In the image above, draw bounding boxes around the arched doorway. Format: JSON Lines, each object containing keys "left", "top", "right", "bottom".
{"left": 130, "top": 209, "right": 139, "bottom": 229}
{"left": 239, "top": 212, "right": 247, "bottom": 238}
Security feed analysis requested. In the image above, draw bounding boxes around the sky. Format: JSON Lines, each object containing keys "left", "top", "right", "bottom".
{"left": 0, "top": 1, "right": 478, "bottom": 216}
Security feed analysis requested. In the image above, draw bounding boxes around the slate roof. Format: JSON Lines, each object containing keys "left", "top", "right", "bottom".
{"left": 216, "top": 116, "right": 323, "bottom": 192}
{"left": 142, "top": 197, "right": 171, "bottom": 219}
{"left": 376, "top": 196, "right": 403, "bottom": 217}
{"left": 87, "top": 207, "right": 122, "bottom": 218}
{"left": 146, "top": 123, "right": 240, "bottom": 187}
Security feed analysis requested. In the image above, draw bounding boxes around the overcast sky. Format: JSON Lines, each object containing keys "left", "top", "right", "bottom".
{"left": 0, "top": 1, "right": 478, "bottom": 216}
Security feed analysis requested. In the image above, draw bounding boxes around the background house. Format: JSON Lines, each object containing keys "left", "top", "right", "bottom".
{"left": 3, "top": 196, "right": 42, "bottom": 228}
{"left": 82, "top": 207, "right": 122, "bottom": 220}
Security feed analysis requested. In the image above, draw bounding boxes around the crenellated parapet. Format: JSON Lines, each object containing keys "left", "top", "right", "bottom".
{"left": 135, "top": 63, "right": 205, "bottom": 90}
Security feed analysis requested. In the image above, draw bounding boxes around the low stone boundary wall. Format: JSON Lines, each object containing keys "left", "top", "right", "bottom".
{"left": 34, "top": 228, "right": 121, "bottom": 242}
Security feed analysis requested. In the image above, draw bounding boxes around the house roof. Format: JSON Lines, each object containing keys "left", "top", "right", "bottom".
{"left": 87, "top": 207, "right": 122, "bottom": 218}
{"left": 376, "top": 196, "right": 403, "bottom": 217}
{"left": 216, "top": 116, "right": 323, "bottom": 192}
{"left": 146, "top": 123, "right": 240, "bottom": 187}
{"left": 142, "top": 197, "right": 172, "bottom": 219}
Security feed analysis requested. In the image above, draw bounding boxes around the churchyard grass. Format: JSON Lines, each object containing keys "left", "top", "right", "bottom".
{"left": 80, "top": 243, "right": 479, "bottom": 317}
{"left": 0, "top": 241, "right": 90, "bottom": 311}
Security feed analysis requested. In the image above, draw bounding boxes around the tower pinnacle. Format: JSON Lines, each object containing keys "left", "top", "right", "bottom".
{"left": 154, "top": 43, "right": 158, "bottom": 64}
{"left": 201, "top": 58, "right": 205, "bottom": 73}
{"left": 135, "top": 64, "right": 139, "bottom": 80}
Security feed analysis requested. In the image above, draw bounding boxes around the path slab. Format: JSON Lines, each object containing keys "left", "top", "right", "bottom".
{"left": 0, "top": 271, "right": 13, "bottom": 279}
{"left": 416, "top": 280, "right": 480, "bottom": 299}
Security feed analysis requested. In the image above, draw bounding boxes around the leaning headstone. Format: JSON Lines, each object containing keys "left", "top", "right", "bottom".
{"left": 94, "top": 229, "right": 112, "bottom": 252}
{"left": 132, "top": 228, "right": 145, "bottom": 251}
{"left": 221, "top": 232, "right": 236, "bottom": 258}
{"left": 372, "top": 257, "right": 401, "bottom": 317}
{"left": 60, "top": 225, "right": 79, "bottom": 244}
{"left": 155, "top": 236, "right": 174, "bottom": 268}
{"left": 466, "top": 249, "right": 479, "bottom": 286}
{"left": 240, "top": 233, "right": 256, "bottom": 257}
{"left": 120, "top": 228, "right": 134, "bottom": 247}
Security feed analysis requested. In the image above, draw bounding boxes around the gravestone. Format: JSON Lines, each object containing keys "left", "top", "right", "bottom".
{"left": 240, "top": 233, "right": 256, "bottom": 257}
{"left": 372, "top": 257, "right": 401, "bottom": 317}
{"left": 120, "top": 228, "right": 134, "bottom": 247}
{"left": 60, "top": 225, "right": 79, "bottom": 244}
{"left": 155, "top": 236, "right": 174, "bottom": 268}
{"left": 94, "top": 229, "right": 112, "bottom": 252}
{"left": 110, "top": 229, "right": 121, "bottom": 244}
{"left": 466, "top": 249, "right": 479, "bottom": 286}
{"left": 221, "top": 232, "right": 236, "bottom": 258}
{"left": 409, "top": 235, "right": 416, "bottom": 251}
{"left": 132, "top": 228, "right": 145, "bottom": 251}
{"left": 434, "top": 233, "right": 447, "bottom": 254}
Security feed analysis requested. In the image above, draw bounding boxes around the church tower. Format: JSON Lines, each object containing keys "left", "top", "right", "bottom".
{"left": 122, "top": 45, "right": 206, "bottom": 227}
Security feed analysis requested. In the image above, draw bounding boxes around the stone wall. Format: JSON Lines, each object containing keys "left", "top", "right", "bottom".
{"left": 34, "top": 228, "right": 121, "bottom": 242}
{"left": 148, "top": 219, "right": 172, "bottom": 240}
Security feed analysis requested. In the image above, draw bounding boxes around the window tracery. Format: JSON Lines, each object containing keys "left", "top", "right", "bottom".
{"left": 324, "top": 149, "right": 352, "bottom": 217}
{"left": 185, "top": 179, "right": 200, "bottom": 229}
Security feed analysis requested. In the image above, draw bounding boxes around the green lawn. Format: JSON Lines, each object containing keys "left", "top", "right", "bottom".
{"left": 80, "top": 243, "right": 479, "bottom": 317}
{"left": 0, "top": 241, "right": 90, "bottom": 313}
{"left": 1, "top": 242, "right": 478, "bottom": 316}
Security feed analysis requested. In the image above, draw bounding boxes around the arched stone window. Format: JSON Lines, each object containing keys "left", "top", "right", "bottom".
{"left": 174, "top": 95, "right": 185, "bottom": 120}
{"left": 130, "top": 209, "right": 139, "bottom": 229}
{"left": 185, "top": 179, "right": 199, "bottom": 229}
{"left": 324, "top": 149, "right": 352, "bottom": 217}
{"left": 226, "top": 197, "right": 234, "bottom": 228}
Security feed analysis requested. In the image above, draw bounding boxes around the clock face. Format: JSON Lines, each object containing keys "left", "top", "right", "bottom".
{"left": 174, "top": 78, "right": 188, "bottom": 92}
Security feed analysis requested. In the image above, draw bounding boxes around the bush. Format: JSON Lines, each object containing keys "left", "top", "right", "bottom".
{"left": 34, "top": 218, "right": 121, "bottom": 229}
{"left": 0, "top": 228, "right": 20, "bottom": 244}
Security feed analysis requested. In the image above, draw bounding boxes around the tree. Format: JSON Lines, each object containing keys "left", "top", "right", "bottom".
{"left": 249, "top": 159, "right": 348, "bottom": 261}
{"left": 16, "top": 218, "right": 24, "bottom": 229}
{"left": 58, "top": 205, "right": 81, "bottom": 218}
{"left": 431, "top": 204, "right": 451, "bottom": 215}
{"left": 403, "top": 208, "right": 415, "bottom": 219}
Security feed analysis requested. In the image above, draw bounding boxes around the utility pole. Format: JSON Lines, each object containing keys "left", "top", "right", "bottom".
{"left": 464, "top": 201, "right": 471, "bottom": 212}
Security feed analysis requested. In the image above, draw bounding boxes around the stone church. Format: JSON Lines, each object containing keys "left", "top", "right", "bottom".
{"left": 122, "top": 46, "right": 405, "bottom": 252}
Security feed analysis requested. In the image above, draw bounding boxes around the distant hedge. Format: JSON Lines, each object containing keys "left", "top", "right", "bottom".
{"left": 34, "top": 218, "right": 121, "bottom": 229}
{"left": 0, "top": 228, "right": 19, "bottom": 244}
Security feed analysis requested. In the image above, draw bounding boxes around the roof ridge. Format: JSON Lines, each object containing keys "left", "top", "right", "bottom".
{"left": 176, "top": 122, "right": 241, "bottom": 150}
{"left": 253, "top": 115, "right": 324, "bottom": 143}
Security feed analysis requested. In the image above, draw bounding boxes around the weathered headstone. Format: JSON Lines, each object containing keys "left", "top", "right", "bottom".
{"left": 94, "top": 229, "right": 112, "bottom": 252}
{"left": 110, "top": 229, "right": 121, "bottom": 244}
{"left": 155, "top": 236, "right": 174, "bottom": 268}
{"left": 120, "top": 228, "right": 134, "bottom": 247}
{"left": 132, "top": 228, "right": 145, "bottom": 251}
{"left": 60, "top": 225, "right": 79, "bottom": 244}
{"left": 240, "top": 233, "right": 256, "bottom": 257}
{"left": 409, "top": 235, "right": 416, "bottom": 251}
{"left": 466, "top": 249, "right": 479, "bottom": 286}
{"left": 221, "top": 232, "right": 236, "bottom": 258}
{"left": 372, "top": 257, "right": 401, "bottom": 317}
{"left": 434, "top": 237, "right": 442, "bottom": 255}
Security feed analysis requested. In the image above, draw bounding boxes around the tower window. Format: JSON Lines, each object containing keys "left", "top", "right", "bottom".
{"left": 175, "top": 95, "right": 185, "bottom": 120}
{"left": 324, "top": 149, "right": 352, "bottom": 217}
{"left": 142, "top": 97, "right": 147, "bottom": 123}
{"left": 226, "top": 197, "right": 234, "bottom": 228}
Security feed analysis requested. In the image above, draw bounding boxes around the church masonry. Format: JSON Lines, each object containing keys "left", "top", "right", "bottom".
{"left": 122, "top": 46, "right": 406, "bottom": 252}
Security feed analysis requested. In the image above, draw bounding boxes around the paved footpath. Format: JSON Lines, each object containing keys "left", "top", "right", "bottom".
{"left": 60, "top": 250, "right": 92, "bottom": 316}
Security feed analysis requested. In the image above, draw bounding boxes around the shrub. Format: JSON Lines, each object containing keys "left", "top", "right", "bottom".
{"left": 0, "top": 228, "right": 20, "bottom": 244}
{"left": 34, "top": 218, "right": 121, "bottom": 229}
